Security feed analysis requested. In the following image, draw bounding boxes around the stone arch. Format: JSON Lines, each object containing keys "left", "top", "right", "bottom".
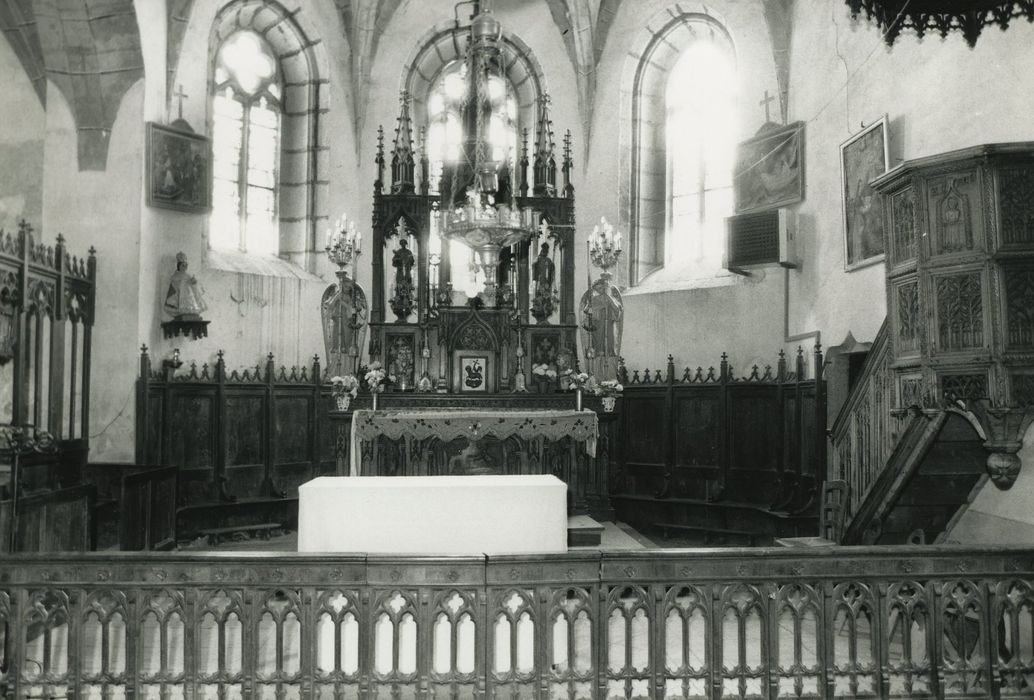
{"left": 618, "top": 5, "right": 736, "bottom": 285}
{"left": 207, "top": 0, "right": 330, "bottom": 269}
{"left": 400, "top": 20, "right": 547, "bottom": 138}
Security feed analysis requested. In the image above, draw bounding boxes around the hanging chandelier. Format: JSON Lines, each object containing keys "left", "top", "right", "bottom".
{"left": 437, "top": 0, "right": 538, "bottom": 302}
{"left": 845, "top": 0, "right": 1034, "bottom": 46}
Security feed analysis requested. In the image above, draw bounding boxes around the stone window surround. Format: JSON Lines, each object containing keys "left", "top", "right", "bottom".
{"left": 619, "top": 5, "right": 736, "bottom": 291}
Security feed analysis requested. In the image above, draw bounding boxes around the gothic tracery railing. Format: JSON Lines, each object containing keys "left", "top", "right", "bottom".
{"left": 2, "top": 546, "right": 1032, "bottom": 699}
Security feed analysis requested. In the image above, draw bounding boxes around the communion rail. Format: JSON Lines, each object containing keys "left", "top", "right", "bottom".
{"left": 1, "top": 546, "right": 1032, "bottom": 699}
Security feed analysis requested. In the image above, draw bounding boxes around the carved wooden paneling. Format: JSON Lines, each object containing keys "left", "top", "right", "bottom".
{"left": 274, "top": 395, "right": 310, "bottom": 464}
{"left": 940, "top": 372, "right": 989, "bottom": 400}
{"left": 894, "top": 278, "right": 921, "bottom": 356}
{"left": 1012, "top": 372, "right": 1034, "bottom": 406}
{"left": 145, "top": 394, "right": 162, "bottom": 464}
{"left": 673, "top": 393, "right": 719, "bottom": 468}
{"left": 927, "top": 171, "right": 983, "bottom": 256}
{"left": 891, "top": 186, "right": 917, "bottom": 264}
{"left": 1, "top": 549, "right": 1033, "bottom": 699}
{"left": 168, "top": 394, "right": 215, "bottom": 504}
{"left": 1004, "top": 266, "right": 1034, "bottom": 348}
{"left": 935, "top": 271, "right": 984, "bottom": 351}
{"left": 998, "top": 164, "right": 1034, "bottom": 246}
{"left": 622, "top": 395, "right": 667, "bottom": 466}
{"left": 225, "top": 395, "right": 263, "bottom": 467}
{"left": 169, "top": 395, "right": 214, "bottom": 469}
{"left": 728, "top": 392, "right": 780, "bottom": 472}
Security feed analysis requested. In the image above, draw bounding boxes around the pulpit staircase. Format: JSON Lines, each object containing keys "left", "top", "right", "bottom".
{"left": 830, "top": 320, "right": 987, "bottom": 545}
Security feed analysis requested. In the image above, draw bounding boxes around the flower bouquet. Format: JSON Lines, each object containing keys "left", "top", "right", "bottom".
{"left": 365, "top": 361, "right": 387, "bottom": 409}
{"left": 531, "top": 362, "right": 558, "bottom": 393}
{"left": 592, "top": 378, "right": 623, "bottom": 412}
{"left": 330, "top": 374, "right": 359, "bottom": 411}
{"left": 562, "top": 370, "right": 590, "bottom": 410}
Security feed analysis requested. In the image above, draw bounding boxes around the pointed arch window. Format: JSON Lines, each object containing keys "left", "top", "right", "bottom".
{"left": 627, "top": 14, "right": 737, "bottom": 286}
{"left": 665, "top": 40, "right": 737, "bottom": 272}
{"left": 210, "top": 30, "right": 282, "bottom": 256}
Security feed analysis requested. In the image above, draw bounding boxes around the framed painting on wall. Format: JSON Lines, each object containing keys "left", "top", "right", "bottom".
{"left": 146, "top": 122, "right": 211, "bottom": 213}
{"left": 841, "top": 116, "right": 890, "bottom": 270}
{"left": 733, "top": 121, "right": 805, "bottom": 214}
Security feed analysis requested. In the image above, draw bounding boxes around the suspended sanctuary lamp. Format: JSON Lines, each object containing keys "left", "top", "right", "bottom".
{"left": 846, "top": 0, "right": 1034, "bottom": 46}
{"left": 437, "top": 0, "right": 538, "bottom": 302}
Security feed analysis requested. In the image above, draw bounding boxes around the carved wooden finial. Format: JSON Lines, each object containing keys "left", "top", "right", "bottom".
{"left": 140, "top": 344, "right": 148, "bottom": 355}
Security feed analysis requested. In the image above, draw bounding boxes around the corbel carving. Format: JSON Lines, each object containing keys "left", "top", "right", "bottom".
{"left": 964, "top": 400, "right": 1034, "bottom": 490}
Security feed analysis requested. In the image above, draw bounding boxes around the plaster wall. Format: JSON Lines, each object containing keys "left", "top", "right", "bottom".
{"left": 947, "top": 422, "right": 1034, "bottom": 544}
{"left": 40, "top": 81, "right": 145, "bottom": 461}
{"left": 0, "top": 33, "right": 44, "bottom": 231}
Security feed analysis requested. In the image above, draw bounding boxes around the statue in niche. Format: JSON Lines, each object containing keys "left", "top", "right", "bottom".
{"left": 939, "top": 187, "right": 972, "bottom": 252}
{"left": 163, "top": 252, "right": 207, "bottom": 320}
{"left": 393, "top": 238, "right": 414, "bottom": 287}
{"left": 531, "top": 242, "right": 556, "bottom": 323}
{"left": 580, "top": 272, "right": 624, "bottom": 379}
{"left": 389, "top": 231, "right": 416, "bottom": 320}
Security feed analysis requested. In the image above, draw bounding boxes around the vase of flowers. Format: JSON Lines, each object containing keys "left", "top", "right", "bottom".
{"left": 563, "top": 370, "right": 590, "bottom": 411}
{"left": 330, "top": 374, "right": 359, "bottom": 412}
{"left": 531, "top": 362, "right": 557, "bottom": 393}
{"left": 593, "top": 378, "right": 623, "bottom": 412}
{"left": 365, "top": 361, "right": 387, "bottom": 410}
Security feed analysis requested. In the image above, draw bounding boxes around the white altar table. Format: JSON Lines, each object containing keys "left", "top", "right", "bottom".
{"left": 297, "top": 474, "right": 568, "bottom": 554}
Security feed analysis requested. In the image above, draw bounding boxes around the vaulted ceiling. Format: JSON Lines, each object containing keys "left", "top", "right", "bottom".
{"left": 0, "top": 0, "right": 797, "bottom": 169}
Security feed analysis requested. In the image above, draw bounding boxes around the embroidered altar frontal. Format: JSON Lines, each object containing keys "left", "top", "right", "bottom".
{"left": 349, "top": 409, "right": 598, "bottom": 479}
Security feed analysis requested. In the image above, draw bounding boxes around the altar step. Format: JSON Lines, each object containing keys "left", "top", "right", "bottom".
{"left": 176, "top": 497, "right": 298, "bottom": 545}
{"left": 567, "top": 515, "right": 604, "bottom": 547}
{"left": 612, "top": 494, "right": 818, "bottom": 546}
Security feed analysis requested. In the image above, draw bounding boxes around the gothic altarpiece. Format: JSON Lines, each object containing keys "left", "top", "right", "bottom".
{"left": 319, "top": 6, "right": 616, "bottom": 519}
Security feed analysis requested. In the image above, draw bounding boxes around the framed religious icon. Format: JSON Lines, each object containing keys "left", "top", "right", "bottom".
{"left": 146, "top": 122, "right": 211, "bottom": 213}
{"left": 455, "top": 353, "right": 490, "bottom": 393}
{"left": 733, "top": 121, "right": 805, "bottom": 214}
{"left": 841, "top": 116, "right": 889, "bottom": 269}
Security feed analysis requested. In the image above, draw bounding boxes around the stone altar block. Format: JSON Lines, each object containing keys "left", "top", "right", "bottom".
{"left": 297, "top": 474, "right": 568, "bottom": 554}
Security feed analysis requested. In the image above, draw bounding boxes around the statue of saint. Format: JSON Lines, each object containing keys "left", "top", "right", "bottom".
{"left": 163, "top": 252, "right": 207, "bottom": 320}
{"left": 580, "top": 273, "right": 623, "bottom": 377}
{"left": 392, "top": 239, "right": 415, "bottom": 288}
{"left": 531, "top": 242, "right": 556, "bottom": 323}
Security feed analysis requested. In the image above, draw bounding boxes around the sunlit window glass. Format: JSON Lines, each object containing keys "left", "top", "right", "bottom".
{"left": 211, "top": 31, "right": 281, "bottom": 255}
{"left": 665, "top": 41, "right": 736, "bottom": 271}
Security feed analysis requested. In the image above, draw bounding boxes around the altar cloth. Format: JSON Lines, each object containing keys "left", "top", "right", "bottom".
{"left": 348, "top": 408, "right": 598, "bottom": 476}
{"left": 297, "top": 474, "right": 568, "bottom": 553}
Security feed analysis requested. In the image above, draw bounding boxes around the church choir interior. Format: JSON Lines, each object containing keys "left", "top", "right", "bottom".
{"left": 2, "top": 0, "right": 1034, "bottom": 697}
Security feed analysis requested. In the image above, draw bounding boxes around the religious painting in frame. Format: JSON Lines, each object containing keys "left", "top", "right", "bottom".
{"left": 455, "top": 352, "right": 490, "bottom": 393}
{"left": 146, "top": 122, "right": 211, "bottom": 213}
{"left": 733, "top": 121, "right": 805, "bottom": 214}
{"left": 841, "top": 115, "right": 889, "bottom": 270}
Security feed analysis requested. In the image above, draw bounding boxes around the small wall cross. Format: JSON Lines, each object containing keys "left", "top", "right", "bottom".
{"left": 174, "top": 84, "right": 188, "bottom": 121}
{"left": 759, "top": 90, "right": 775, "bottom": 123}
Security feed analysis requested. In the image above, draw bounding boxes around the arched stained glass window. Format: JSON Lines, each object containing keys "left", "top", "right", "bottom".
{"left": 211, "top": 31, "right": 282, "bottom": 256}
